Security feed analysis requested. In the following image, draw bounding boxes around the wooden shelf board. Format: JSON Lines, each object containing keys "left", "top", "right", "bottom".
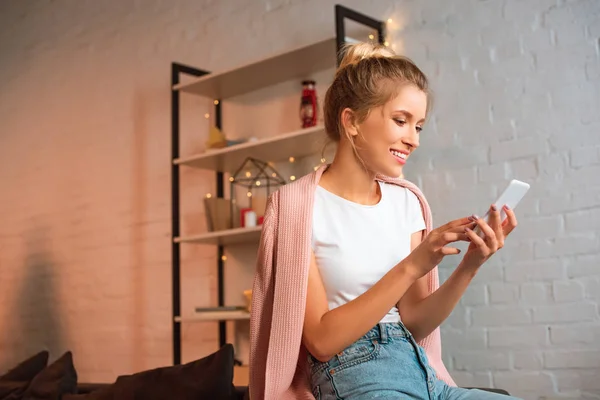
{"left": 173, "top": 38, "right": 337, "bottom": 98}
{"left": 173, "top": 125, "right": 326, "bottom": 172}
{"left": 175, "top": 226, "right": 262, "bottom": 246}
{"left": 175, "top": 310, "right": 251, "bottom": 322}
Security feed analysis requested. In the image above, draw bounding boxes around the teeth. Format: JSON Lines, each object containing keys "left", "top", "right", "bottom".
{"left": 391, "top": 150, "right": 407, "bottom": 159}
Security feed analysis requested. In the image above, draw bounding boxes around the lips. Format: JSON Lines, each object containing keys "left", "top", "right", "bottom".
{"left": 390, "top": 148, "right": 409, "bottom": 164}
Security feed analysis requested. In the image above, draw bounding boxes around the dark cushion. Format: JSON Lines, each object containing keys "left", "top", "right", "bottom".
{"left": 0, "top": 351, "right": 49, "bottom": 382}
{"left": 74, "top": 383, "right": 111, "bottom": 394}
{"left": 22, "top": 351, "right": 77, "bottom": 400}
{"left": 108, "top": 344, "right": 237, "bottom": 400}
{"left": 0, "top": 381, "right": 30, "bottom": 399}
{"left": 62, "top": 386, "right": 114, "bottom": 400}
{"left": 0, "top": 351, "right": 51, "bottom": 399}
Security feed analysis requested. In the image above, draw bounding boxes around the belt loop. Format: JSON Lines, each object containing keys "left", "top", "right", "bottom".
{"left": 378, "top": 323, "right": 388, "bottom": 344}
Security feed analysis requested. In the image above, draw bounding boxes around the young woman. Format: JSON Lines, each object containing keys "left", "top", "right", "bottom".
{"left": 249, "top": 43, "right": 521, "bottom": 400}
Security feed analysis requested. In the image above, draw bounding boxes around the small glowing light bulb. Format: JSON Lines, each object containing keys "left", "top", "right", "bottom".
{"left": 321, "top": 158, "right": 326, "bottom": 163}
{"left": 245, "top": 171, "right": 251, "bottom": 178}
{"left": 271, "top": 173, "right": 276, "bottom": 178}
{"left": 213, "top": 100, "right": 219, "bottom": 105}
{"left": 387, "top": 18, "right": 393, "bottom": 24}
{"left": 256, "top": 181, "right": 261, "bottom": 186}
{"left": 247, "top": 192, "right": 252, "bottom": 197}
{"left": 314, "top": 166, "right": 319, "bottom": 171}
{"left": 289, "top": 156, "right": 295, "bottom": 163}
{"left": 368, "top": 34, "right": 374, "bottom": 40}
{"left": 221, "top": 255, "right": 227, "bottom": 261}
{"left": 206, "top": 193, "right": 212, "bottom": 198}
{"left": 384, "top": 41, "right": 390, "bottom": 47}
{"left": 290, "top": 175, "right": 296, "bottom": 181}
{"left": 229, "top": 177, "right": 234, "bottom": 182}
{"left": 204, "top": 113, "right": 210, "bottom": 119}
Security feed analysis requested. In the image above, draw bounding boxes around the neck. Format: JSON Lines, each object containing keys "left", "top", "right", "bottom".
{"left": 320, "top": 141, "right": 380, "bottom": 205}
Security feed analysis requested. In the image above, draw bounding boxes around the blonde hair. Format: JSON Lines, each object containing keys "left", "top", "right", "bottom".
{"left": 323, "top": 42, "right": 431, "bottom": 143}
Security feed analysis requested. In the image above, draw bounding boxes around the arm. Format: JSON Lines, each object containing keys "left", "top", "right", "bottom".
{"left": 302, "top": 251, "right": 419, "bottom": 362}
{"left": 398, "top": 204, "right": 520, "bottom": 342}
{"left": 302, "top": 215, "right": 473, "bottom": 362}
{"left": 397, "top": 230, "right": 476, "bottom": 342}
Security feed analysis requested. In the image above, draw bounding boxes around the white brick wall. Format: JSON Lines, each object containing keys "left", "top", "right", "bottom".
{"left": 0, "top": 0, "right": 598, "bottom": 398}
{"left": 405, "top": 0, "right": 600, "bottom": 398}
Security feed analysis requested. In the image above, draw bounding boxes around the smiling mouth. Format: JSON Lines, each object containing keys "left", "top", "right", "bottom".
{"left": 390, "top": 149, "right": 408, "bottom": 163}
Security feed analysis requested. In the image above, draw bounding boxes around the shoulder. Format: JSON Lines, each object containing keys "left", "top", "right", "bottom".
{"left": 271, "top": 172, "right": 317, "bottom": 209}
{"left": 379, "top": 180, "right": 428, "bottom": 220}
{"left": 263, "top": 171, "right": 316, "bottom": 219}
{"left": 381, "top": 181, "right": 421, "bottom": 204}
{"left": 278, "top": 172, "right": 315, "bottom": 195}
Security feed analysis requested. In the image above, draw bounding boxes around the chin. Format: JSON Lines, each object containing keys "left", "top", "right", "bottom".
{"left": 377, "top": 163, "right": 404, "bottom": 178}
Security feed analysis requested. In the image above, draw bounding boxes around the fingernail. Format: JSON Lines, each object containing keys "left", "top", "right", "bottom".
{"left": 504, "top": 204, "right": 510, "bottom": 210}
{"left": 465, "top": 227, "right": 472, "bottom": 232}
{"left": 471, "top": 214, "right": 480, "bottom": 221}
{"left": 491, "top": 204, "right": 497, "bottom": 211}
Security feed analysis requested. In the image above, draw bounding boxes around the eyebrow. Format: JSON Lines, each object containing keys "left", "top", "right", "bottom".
{"left": 394, "top": 109, "right": 425, "bottom": 123}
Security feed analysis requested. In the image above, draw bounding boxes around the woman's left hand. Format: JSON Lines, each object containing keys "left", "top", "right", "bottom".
{"left": 461, "top": 204, "right": 518, "bottom": 270}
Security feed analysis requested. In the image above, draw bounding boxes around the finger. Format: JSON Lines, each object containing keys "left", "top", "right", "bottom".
{"left": 488, "top": 204, "right": 504, "bottom": 249}
{"left": 476, "top": 218, "right": 498, "bottom": 252}
{"left": 488, "top": 204, "right": 501, "bottom": 231}
{"left": 438, "top": 231, "right": 471, "bottom": 244}
{"left": 440, "top": 246, "right": 461, "bottom": 255}
{"left": 464, "top": 226, "right": 487, "bottom": 249}
{"left": 502, "top": 205, "right": 518, "bottom": 235}
{"left": 446, "top": 221, "right": 478, "bottom": 234}
{"left": 434, "top": 223, "right": 477, "bottom": 245}
{"left": 436, "top": 216, "right": 477, "bottom": 232}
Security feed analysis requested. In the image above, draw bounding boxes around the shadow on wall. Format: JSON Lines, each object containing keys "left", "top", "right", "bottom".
{"left": 5, "top": 223, "right": 66, "bottom": 367}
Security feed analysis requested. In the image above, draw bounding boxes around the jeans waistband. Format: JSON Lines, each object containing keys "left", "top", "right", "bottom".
{"left": 361, "top": 322, "right": 412, "bottom": 343}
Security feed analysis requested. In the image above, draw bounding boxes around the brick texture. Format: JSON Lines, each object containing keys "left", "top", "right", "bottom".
{"left": 1, "top": 0, "right": 599, "bottom": 399}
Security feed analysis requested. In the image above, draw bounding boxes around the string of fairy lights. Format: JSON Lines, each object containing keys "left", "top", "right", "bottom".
{"left": 203, "top": 18, "right": 397, "bottom": 201}
{"left": 204, "top": 155, "right": 330, "bottom": 201}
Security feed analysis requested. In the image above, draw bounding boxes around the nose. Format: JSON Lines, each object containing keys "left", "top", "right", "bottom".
{"left": 401, "top": 129, "right": 420, "bottom": 149}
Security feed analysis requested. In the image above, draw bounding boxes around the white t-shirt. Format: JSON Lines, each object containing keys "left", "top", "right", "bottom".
{"left": 311, "top": 181, "right": 426, "bottom": 323}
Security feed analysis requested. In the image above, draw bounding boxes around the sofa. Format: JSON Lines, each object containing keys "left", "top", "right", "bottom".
{"left": 0, "top": 346, "right": 510, "bottom": 399}
{"left": 0, "top": 346, "right": 244, "bottom": 400}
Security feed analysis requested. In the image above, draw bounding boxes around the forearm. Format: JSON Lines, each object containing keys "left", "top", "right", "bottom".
{"left": 309, "top": 261, "right": 418, "bottom": 361}
{"left": 402, "top": 262, "right": 477, "bottom": 342}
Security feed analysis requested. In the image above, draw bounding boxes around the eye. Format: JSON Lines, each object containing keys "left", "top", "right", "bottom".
{"left": 416, "top": 126, "right": 423, "bottom": 133}
{"left": 394, "top": 119, "right": 406, "bottom": 126}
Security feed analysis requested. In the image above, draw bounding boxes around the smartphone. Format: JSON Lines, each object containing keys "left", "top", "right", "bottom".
{"left": 476, "top": 179, "right": 530, "bottom": 235}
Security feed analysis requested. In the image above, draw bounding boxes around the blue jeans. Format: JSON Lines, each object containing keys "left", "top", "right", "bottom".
{"left": 307, "top": 322, "right": 522, "bottom": 399}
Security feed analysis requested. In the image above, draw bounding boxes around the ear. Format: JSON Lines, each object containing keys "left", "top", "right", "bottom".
{"left": 340, "top": 108, "right": 359, "bottom": 140}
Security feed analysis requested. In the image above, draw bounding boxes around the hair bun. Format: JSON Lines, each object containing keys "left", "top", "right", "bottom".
{"left": 338, "top": 42, "right": 396, "bottom": 69}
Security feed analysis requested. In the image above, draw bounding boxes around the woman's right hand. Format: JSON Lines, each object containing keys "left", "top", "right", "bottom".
{"left": 404, "top": 216, "right": 476, "bottom": 279}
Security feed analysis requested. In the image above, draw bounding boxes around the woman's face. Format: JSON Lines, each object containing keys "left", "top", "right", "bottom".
{"left": 349, "top": 85, "right": 427, "bottom": 178}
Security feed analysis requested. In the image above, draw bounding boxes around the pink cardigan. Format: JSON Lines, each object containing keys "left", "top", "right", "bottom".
{"left": 249, "top": 165, "right": 455, "bottom": 399}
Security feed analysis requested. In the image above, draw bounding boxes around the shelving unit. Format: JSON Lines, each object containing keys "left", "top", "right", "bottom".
{"left": 175, "top": 310, "right": 250, "bottom": 323}
{"left": 173, "top": 125, "right": 326, "bottom": 172}
{"left": 174, "top": 226, "right": 262, "bottom": 246}
{"left": 170, "top": 4, "right": 386, "bottom": 384}
{"left": 174, "top": 39, "right": 337, "bottom": 99}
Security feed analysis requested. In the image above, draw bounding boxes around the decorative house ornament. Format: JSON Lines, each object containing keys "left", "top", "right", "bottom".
{"left": 230, "top": 157, "right": 286, "bottom": 226}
